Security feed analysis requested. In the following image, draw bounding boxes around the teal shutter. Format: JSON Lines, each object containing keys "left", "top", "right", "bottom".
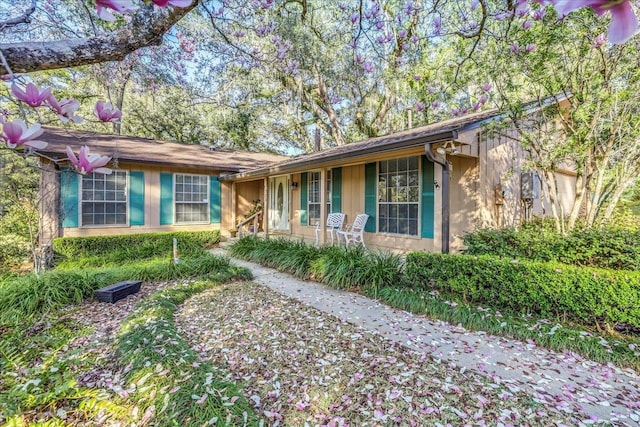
{"left": 331, "top": 167, "right": 342, "bottom": 213}
{"left": 364, "top": 163, "right": 377, "bottom": 232}
{"left": 421, "top": 156, "right": 435, "bottom": 238}
{"left": 129, "top": 171, "right": 145, "bottom": 226}
{"left": 160, "top": 173, "right": 173, "bottom": 225}
{"left": 60, "top": 169, "right": 78, "bottom": 228}
{"left": 210, "top": 176, "right": 221, "bottom": 223}
{"left": 300, "top": 172, "right": 308, "bottom": 225}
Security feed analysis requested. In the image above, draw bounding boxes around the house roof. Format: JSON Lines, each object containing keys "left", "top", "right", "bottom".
{"left": 221, "top": 107, "right": 502, "bottom": 181}
{"left": 39, "top": 127, "right": 289, "bottom": 173}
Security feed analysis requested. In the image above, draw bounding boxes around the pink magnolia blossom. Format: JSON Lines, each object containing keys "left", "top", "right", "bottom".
{"left": 66, "top": 145, "right": 112, "bottom": 175}
{"left": 11, "top": 83, "right": 52, "bottom": 107}
{"left": 552, "top": 0, "right": 638, "bottom": 44}
{"left": 522, "top": 19, "right": 534, "bottom": 29}
{"left": 1, "top": 119, "right": 48, "bottom": 150}
{"left": 151, "top": 0, "right": 192, "bottom": 7}
{"left": 415, "top": 102, "right": 425, "bottom": 111}
{"left": 94, "top": 101, "right": 122, "bottom": 123}
{"left": 95, "top": 0, "right": 137, "bottom": 22}
{"left": 48, "top": 95, "right": 83, "bottom": 123}
{"left": 526, "top": 43, "right": 537, "bottom": 52}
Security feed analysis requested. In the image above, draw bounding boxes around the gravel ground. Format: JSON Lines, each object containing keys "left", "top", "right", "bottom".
{"left": 176, "top": 282, "right": 577, "bottom": 427}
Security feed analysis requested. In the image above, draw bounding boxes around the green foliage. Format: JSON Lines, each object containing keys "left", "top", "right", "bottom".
{"left": 0, "top": 316, "right": 129, "bottom": 425}
{"left": 0, "top": 233, "right": 31, "bottom": 270}
{"left": 462, "top": 223, "right": 640, "bottom": 270}
{"left": 0, "top": 254, "right": 241, "bottom": 325}
{"left": 229, "top": 237, "right": 403, "bottom": 294}
{"left": 310, "top": 246, "right": 403, "bottom": 296}
{"left": 115, "top": 279, "right": 258, "bottom": 426}
{"left": 405, "top": 252, "right": 640, "bottom": 329}
{"left": 375, "top": 287, "right": 640, "bottom": 371}
{"left": 53, "top": 230, "right": 220, "bottom": 268}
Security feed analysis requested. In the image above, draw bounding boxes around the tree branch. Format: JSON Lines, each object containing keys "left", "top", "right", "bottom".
{"left": 0, "top": 0, "right": 37, "bottom": 30}
{"left": 0, "top": 1, "right": 199, "bottom": 74}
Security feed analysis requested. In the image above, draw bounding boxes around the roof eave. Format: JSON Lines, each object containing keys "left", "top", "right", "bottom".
{"left": 221, "top": 130, "right": 455, "bottom": 182}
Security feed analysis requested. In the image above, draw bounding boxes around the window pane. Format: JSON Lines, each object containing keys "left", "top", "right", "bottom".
{"left": 174, "top": 174, "right": 209, "bottom": 223}
{"left": 376, "top": 157, "right": 419, "bottom": 236}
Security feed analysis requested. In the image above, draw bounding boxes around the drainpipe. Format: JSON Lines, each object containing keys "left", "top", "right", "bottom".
{"left": 424, "top": 143, "right": 450, "bottom": 254}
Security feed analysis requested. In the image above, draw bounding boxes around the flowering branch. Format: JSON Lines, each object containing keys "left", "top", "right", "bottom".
{"left": 0, "top": 0, "right": 199, "bottom": 74}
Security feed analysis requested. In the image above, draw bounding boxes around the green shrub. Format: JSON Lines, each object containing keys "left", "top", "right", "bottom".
{"left": 405, "top": 252, "right": 640, "bottom": 329}
{"left": 52, "top": 231, "right": 220, "bottom": 268}
{"left": 0, "top": 233, "right": 31, "bottom": 270}
{"left": 0, "top": 254, "right": 245, "bottom": 324}
{"left": 462, "top": 223, "right": 640, "bottom": 270}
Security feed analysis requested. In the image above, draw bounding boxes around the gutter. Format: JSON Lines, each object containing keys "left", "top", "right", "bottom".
{"left": 424, "top": 143, "right": 450, "bottom": 254}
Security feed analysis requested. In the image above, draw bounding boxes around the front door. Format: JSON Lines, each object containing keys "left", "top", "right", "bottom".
{"left": 269, "top": 176, "right": 290, "bottom": 231}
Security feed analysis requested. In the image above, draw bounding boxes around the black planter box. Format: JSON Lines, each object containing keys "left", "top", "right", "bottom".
{"left": 95, "top": 280, "right": 142, "bottom": 303}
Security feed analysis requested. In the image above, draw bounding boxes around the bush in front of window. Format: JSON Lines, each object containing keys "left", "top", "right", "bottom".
{"left": 52, "top": 230, "right": 220, "bottom": 268}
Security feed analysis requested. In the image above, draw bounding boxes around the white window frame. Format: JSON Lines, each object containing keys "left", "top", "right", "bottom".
{"left": 79, "top": 170, "right": 129, "bottom": 227}
{"left": 377, "top": 156, "right": 420, "bottom": 236}
{"left": 174, "top": 173, "right": 210, "bottom": 224}
{"left": 307, "top": 170, "right": 332, "bottom": 226}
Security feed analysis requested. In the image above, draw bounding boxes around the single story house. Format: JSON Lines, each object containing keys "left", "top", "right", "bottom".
{"left": 39, "top": 107, "right": 576, "bottom": 253}
{"left": 38, "top": 127, "right": 286, "bottom": 246}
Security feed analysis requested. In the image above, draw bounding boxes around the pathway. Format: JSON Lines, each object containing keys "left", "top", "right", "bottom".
{"left": 211, "top": 249, "right": 640, "bottom": 425}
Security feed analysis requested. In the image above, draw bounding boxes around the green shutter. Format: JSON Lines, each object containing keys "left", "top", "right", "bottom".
{"left": 129, "top": 171, "right": 145, "bottom": 226}
{"left": 60, "top": 169, "right": 78, "bottom": 228}
{"left": 160, "top": 173, "right": 173, "bottom": 225}
{"left": 210, "top": 176, "right": 221, "bottom": 223}
{"left": 364, "top": 163, "right": 377, "bottom": 232}
{"left": 300, "top": 172, "right": 308, "bottom": 225}
{"left": 421, "top": 156, "right": 435, "bottom": 238}
{"left": 331, "top": 167, "right": 342, "bottom": 213}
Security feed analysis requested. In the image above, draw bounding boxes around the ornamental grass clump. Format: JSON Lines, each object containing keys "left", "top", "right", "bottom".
{"left": 0, "top": 254, "right": 239, "bottom": 324}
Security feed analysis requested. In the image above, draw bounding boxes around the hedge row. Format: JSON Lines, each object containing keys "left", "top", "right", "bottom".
{"left": 53, "top": 230, "right": 220, "bottom": 268}
{"left": 462, "top": 225, "right": 640, "bottom": 270}
{"left": 405, "top": 252, "right": 640, "bottom": 329}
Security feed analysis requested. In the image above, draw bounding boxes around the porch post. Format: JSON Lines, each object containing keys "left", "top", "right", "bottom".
{"left": 319, "top": 168, "right": 327, "bottom": 246}
{"left": 231, "top": 181, "right": 237, "bottom": 232}
{"left": 263, "top": 177, "right": 269, "bottom": 237}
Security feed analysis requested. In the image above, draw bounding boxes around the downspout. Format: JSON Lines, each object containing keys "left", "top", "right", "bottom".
{"left": 425, "top": 143, "right": 450, "bottom": 254}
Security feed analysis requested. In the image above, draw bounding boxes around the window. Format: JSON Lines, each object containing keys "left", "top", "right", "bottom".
{"left": 307, "top": 170, "right": 332, "bottom": 225}
{"left": 81, "top": 171, "right": 127, "bottom": 226}
{"left": 378, "top": 157, "right": 419, "bottom": 236}
{"left": 175, "top": 174, "right": 209, "bottom": 223}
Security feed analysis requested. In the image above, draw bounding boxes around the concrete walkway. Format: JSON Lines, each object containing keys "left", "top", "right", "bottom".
{"left": 213, "top": 249, "right": 640, "bottom": 425}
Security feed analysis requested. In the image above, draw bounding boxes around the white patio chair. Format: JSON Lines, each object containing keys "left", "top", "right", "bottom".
{"left": 315, "top": 213, "right": 346, "bottom": 247}
{"left": 337, "top": 213, "right": 369, "bottom": 248}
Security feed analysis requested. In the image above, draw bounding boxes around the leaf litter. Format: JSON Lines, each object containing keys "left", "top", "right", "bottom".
{"left": 176, "top": 282, "right": 578, "bottom": 426}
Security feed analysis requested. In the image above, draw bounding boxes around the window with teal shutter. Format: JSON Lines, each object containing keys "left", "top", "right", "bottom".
{"left": 364, "top": 163, "right": 376, "bottom": 232}
{"left": 300, "top": 172, "right": 308, "bottom": 225}
{"left": 160, "top": 173, "right": 173, "bottom": 225}
{"left": 421, "top": 156, "right": 435, "bottom": 238}
{"left": 331, "top": 167, "right": 342, "bottom": 213}
{"left": 60, "top": 169, "right": 78, "bottom": 228}
{"left": 210, "top": 176, "right": 221, "bottom": 223}
{"left": 129, "top": 171, "right": 145, "bottom": 226}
